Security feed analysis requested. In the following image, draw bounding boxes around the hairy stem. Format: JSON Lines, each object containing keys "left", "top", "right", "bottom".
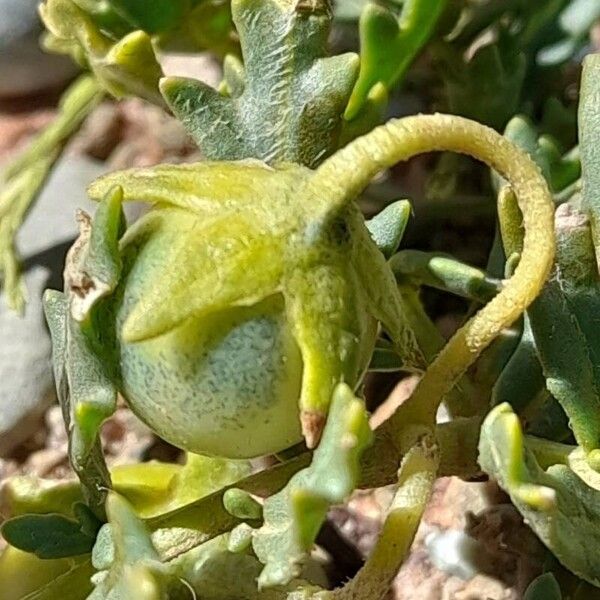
{"left": 311, "top": 113, "right": 555, "bottom": 428}
{"left": 307, "top": 114, "right": 554, "bottom": 598}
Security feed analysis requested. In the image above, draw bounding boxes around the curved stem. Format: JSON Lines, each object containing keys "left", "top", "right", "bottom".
{"left": 310, "top": 113, "right": 555, "bottom": 427}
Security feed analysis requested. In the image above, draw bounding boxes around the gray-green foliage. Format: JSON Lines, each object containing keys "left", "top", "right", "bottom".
{"left": 162, "top": 0, "right": 358, "bottom": 167}
{"left": 478, "top": 52, "right": 600, "bottom": 586}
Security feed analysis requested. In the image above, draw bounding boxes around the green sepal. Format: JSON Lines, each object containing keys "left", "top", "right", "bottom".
{"left": 479, "top": 403, "right": 600, "bottom": 587}
{"left": 40, "top": 0, "right": 164, "bottom": 105}
{"left": 1, "top": 504, "right": 102, "bottom": 560}
{"left": 87, "top": 186, "right": 125, "bottom": 291}
{"left": 251, "top": 384, "right": 372, "bottom": 588}
{"left": 88, "top": 160, "right": 309, "bottom": 216}
{"left": 67, "top": 186, "right": 125, "bottom": 323}
{"left": 43, "top": 290, "right": 115, "bottom": 518}
{"left": 0, "top": 548, "right": 93, "bottom": 600}
{"left": 344, "top": 0, "right": 447, "bottom": 123}
{"left": 365, "top": 200, "right": 411, "bottom": 259}
{"left": 160, "top": 0, "right": 359, "bottom": 166}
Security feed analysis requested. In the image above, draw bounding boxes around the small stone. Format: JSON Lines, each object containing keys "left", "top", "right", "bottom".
{"left": 0, "top": 0, "right": 77, "bottom": 98}
{"left": 0, "top": 156, "right": 107, "bottom": 456}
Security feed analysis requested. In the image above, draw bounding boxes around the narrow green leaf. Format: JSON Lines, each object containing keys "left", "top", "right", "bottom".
{"left": 345, "top": 0, "right": 447, "bottom": 122}
{"left": 251, "top": 384, "right": 372, "bottom": 588}
{"left": 479, "top": 403, "right": 600, "bottom": 587}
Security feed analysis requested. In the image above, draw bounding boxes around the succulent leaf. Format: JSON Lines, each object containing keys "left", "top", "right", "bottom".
{"left": 524, "top": 573, "right": 562, "bottom": 600}
{"left": 439, "top": 31, "right": 526, "bottom": 130}
{"left": 88, "top": 493, "right": 172, "bottom": 600}
{"left": 43, "top": 290, "right": 115, "bottom": 518}
{"left": 344, "top": 0, "right": 447, "bottom": 123}
{"left": 390, "top": 250, "right": 500, "bottom": 303}
{"left": 538, "top": 0, "right": 600, "bottom": 66}
{"left": 365, "top": 199, "right": 411, "bottom": 259}
{"left": 251, "top": 384, "right": 372, "bottom": 588}
{"left": 101, "top": 0, "right": 191, "bottom": 34}
{"left": 1, "top": 506, "right": 101, "bottom": 559}
{"left": 479, "top": 403, "right": 600, "bottom": 587}
{"left": 525, "top": 201, "right": 600, "bottom": 452}
{"left": 161, "top": 0, "right": 359, "bottom": 166}
{"left": 40, "top": 0, "right": 164, "bottom": 104}
{"left": 335, "top": 432, "right": 438, "bottom": 599}
{"left": 492, "top": 315, "right": 548, "bottom": 417}
{"left": 501, "top": 115, "right": 580, "bottom": 194}
{"left": 580, "top": 53, "right": 600, "bottom": 250}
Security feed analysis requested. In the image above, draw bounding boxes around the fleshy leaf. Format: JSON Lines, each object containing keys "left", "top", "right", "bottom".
{"left": 160, "top": 0, "right": 358, "bottom": 166}
{"left": 527, "top": 201, "right": 600, "bottom": 452}
{"left": 479, "top": 403, "right": 600, "bottom": 586}
{"left": 524, "top": 573, "right": 562, "bottom": 600}
{"left": 344, "top": 0, "right": 447, "bottom": 123}
{"left": 88, "top": 493, "right": 172, "bottom": 600}
{"left": 580, "top": 53, "right": 600, "bottom": 249}
{"left": 1, "top": 507, "right": 101, "bottom": 559}
{"left": 101, "top": 0, "right": 190, "bottom": 34}
{"left": 223, "top": 489, "right": 263, "bottom": 521}
{"left": 336, "top": 432, "right": 438, "bottom": 599}
{"left": 350, "top": 209, "right": 425, "bottom": 372}
{"left": 492, "top": 315, "right": 546, "bottom": 416}
{"left": 251, "top": 383, "right": 372, "bottom": 588}
{"left": 439, "top": 31, "right": 526, "bottom": 130}
{"left": 365, "top": 200, "right": 411, "bottom": 259}
{"left": 538, "top": 0, "right": 600, "bottom": 66}
{"left": 43, "top": 290, "right": 115, "bottom": 518}
{"left": 40, "top": 0, "right": 164, "bottom": 105}
{"left": 501, "top": 115, "right": 580, "bottom": 194}
{"left": 390, "top": 250, "right": 500, "bottom": 303}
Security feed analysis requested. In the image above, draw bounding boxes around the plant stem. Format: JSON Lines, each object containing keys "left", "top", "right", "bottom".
{"left": 310, "top": 113, "right": 555, "bottom": 429}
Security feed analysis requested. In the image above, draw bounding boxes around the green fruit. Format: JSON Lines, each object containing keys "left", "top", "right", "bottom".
{"left": 116, "top": 211, "right": 304, "bottom": 457}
